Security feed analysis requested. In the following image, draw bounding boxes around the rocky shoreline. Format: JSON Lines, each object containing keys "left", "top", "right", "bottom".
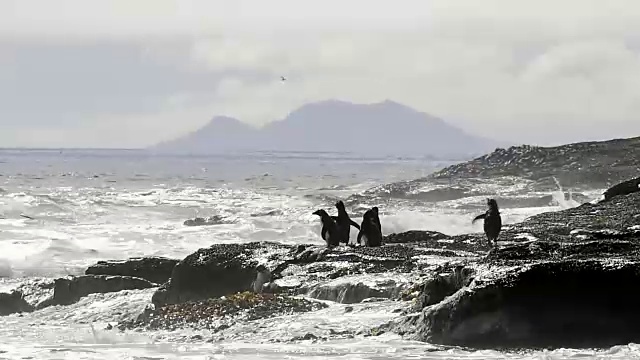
{"left": 360, "top": 137, "right": 640, "bottom": 206}
{"left": 2, "top": 176, "right": 640, "bottom": 349}
{"left": 430, "top": 137, "right": 640, "bottom": 190}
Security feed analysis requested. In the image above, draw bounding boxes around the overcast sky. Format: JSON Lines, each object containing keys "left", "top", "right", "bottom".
{"left": 2, "top": 0, "right": 640, "bottom": 148}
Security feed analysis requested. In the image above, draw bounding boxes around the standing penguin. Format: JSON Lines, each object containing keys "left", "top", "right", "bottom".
{"left": 357, "top": 206, "right": 383, "bottom": 247}
{"left": 313, "top": 209, "right": 340, "bottom": 247}
{"left": 332, "top": 200, "right": 361, "bottom": 245}
{"left": 472, "top": 198, "right": 502, "bottom": 246}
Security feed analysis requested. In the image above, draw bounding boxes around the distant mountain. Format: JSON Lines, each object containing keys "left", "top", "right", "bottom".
{"left": 151, "top": 100, "right": 508, "bottom": 157}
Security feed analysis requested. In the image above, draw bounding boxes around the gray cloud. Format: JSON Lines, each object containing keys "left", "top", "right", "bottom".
{"left": 1, "top": 0, "right": 640, "bottom": 147}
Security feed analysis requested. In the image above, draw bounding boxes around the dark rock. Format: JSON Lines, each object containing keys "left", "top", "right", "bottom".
{"left": 148, "top": 234, "right": 485, "bottom": 308}
{"left": 386, "top": 230, "right": 490, "bottom": 253}
{"left": 121, "top": 291, "right": 327, "bottom": 331}
{"left": 38, "top": 275, "right": 154, "bottom": 308}
{"left": 292, "top": 333, "right": 319, "bottom": 341}
{"left": 502, "top": 191, "right": 640, "bottom": 242}
{"left": 413, "top": 265, "right": 475, "bottom": 310}
{"left": 85, "top": 257, "right": 178, "bottom": 285}
{"left": 429, "top": 137, "right": 640, "bottom": 189}
{"left": 386, "top": 183, "right": 640, "bottom": 349}
{"left": 401, "top": 256, "right": 640, "bottom": 349}
{"left": 10, "top": 279, "right": 55, "bottom": 308}
{"left": 0, "top": 291, "right": 34, "bottom": 316}
{"left": 307, "top": 282, "right": 401, "bottom": 304}
{"left": 603, "top": 176, "right": 640, "bottom": 202}
{"left": 152, "top": 242, "right": 292, "bottom": 306}
{"left": 384, "top": 230, "right": 449, "bottom": 244}
{"left": 365, "top": 137, "right": 640, "bottom": 204}
{"left": 183, "top": 215, "right": 229, "bottom": 227}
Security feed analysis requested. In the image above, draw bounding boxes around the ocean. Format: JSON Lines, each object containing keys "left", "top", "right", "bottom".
{"left": 0, "top": 149, "right": 634, "bottom": 359}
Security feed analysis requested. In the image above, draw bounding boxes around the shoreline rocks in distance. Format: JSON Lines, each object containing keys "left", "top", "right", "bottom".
{"left": 429, "top": 137, "right": 640, "bottom": 190}
{"left": 362, "top": 136, "right": 640, "bottom": 206}
{"left": 183, "top": 215, "right": 231, "bottom": 227}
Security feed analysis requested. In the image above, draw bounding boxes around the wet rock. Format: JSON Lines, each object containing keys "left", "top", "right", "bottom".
{"left": 292, "top": 333, "right": 319, "bottom": 341}
{"left": 146, "top": 233, "right": 483, "bottom": 310}
{"left": 400, "top": 255, "right": 640, "bottom": 349}
{"left": 603, "top": 176, "right": 640, "bottom": 202}
{"left": 0, "top": 291, "right": 34, "bottom": 316}
{"left": 152, "top": 242, "right": 292, "bottom": 306}
{"left": 85, "top": 257, "right": 178, "bottom": 285}
{"left": 413, "top": 265, "right": 475, "bottom": 310}
{"left": 121, "top": 291, "right": 327, "bottom": 331}
{"left": 384, "top": 230, "right": 449, "bottom": 244}
{"left": 387, "top": 183, "right": 640, "bottom": 349}
{"left": 502, "top": 191, "right": 640, "bottom": 242}
{"left": 38, "top": 275, "right": 154, "bottom": 308}
{"left": 11, "top": 278, "right": 55, "bottom": 307}
{"left": 183, "top": 215, "right": 229, "bottom": 227}
{"left": 307, "top": 281, "right": 401, "bottom": 304}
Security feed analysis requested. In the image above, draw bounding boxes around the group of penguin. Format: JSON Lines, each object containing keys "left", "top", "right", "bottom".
{"left": 313, "top": 198, "right": 503, "bottom": 247}
{"left": 312, "top": 201, "right": 382, "bottom": 247}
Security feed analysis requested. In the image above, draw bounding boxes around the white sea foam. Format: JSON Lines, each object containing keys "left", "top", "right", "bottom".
{"left": 0, "top": 150, "right": 620, "bottom": 359}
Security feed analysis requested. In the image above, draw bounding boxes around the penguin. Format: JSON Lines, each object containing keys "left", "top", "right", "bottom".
{"left": 313, "top": 209, "right": 340, "bottom": 247}
{"left": 252, "top": 265, "right": 272, "bottom": 293}
{"left": 332, "top": 200, "right": 361, "bottom": 245}
{"left": 472, "top": 198, "right": 502, "bottom": 246}
{"left": 357, "top": 206, "right": 383, "bottom": 247}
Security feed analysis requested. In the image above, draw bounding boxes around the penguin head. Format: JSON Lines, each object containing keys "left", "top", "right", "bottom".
{"left": 312, "top": 209, "right": 328, "bottom": 217}
{"left": 256, "top": 264, "right": 267, "bottom": 272}
{"left": 371, "top": 206, "right": 379, "bottom": 215}
{"left": 335, "top": 200, "right": 346, "bottom": 211}
{"left": 487, "top": 198, "right": 498, "bottom": 210}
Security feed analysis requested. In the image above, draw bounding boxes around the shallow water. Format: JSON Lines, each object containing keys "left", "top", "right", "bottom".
{"left": 0, "top": 149, "right": 623, "bottom": 359}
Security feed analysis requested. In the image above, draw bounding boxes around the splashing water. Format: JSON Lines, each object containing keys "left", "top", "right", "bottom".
{"left": 552, "top": 177, "right": 581, "bottom": 209}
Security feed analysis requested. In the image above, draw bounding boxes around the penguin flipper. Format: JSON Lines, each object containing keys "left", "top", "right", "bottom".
{"left": 357, "top": 230, "right": 363, "bottom": 245}
{"left": 472, "top": 213, "right": 486, "bottom": 224}
{"left": 349, "top": 219, "right": 361, "bottom": 230}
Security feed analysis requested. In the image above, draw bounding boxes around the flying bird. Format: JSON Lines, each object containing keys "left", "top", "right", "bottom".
{"left": 280, "top": 76, "right": 287, "bottom": 82}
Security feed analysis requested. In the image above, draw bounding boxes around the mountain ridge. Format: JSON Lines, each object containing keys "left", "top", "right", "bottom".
{"left": 151, "top": 99, "right": 509, "bottom": 157}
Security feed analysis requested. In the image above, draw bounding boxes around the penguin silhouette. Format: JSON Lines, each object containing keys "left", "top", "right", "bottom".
{"left": 332, "top": 200, "right": 360, "bottom": 245}
{"left": 357, "top": 206, "right": 382, "bottom": 247}
{"left": 313, "top": 209, "right": 340, "bottom": 247}
{"left": 472, "top": 198, "right": 502, "bottom": 246}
